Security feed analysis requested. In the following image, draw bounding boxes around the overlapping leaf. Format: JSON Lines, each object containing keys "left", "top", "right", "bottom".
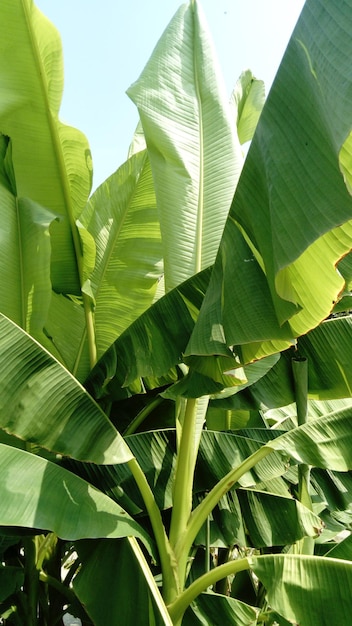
{"left": 73, "top": 538, "right": 171, "bottom": 626}
{"left": 79, "top": 150, "right": 163, "bottom": 357}
{"left": 0, "top": 135, "right": 57, "bottom": 348}
{"left": 0, "top": 0, "right": 92, "bottom": 294}
{"left": 184, "top": 592, "right": 259, "bottom": 626}
{"left": 46, "top": 151, "right": 163, "bottom": 379}
{"left": 0, "top": 445, "right": 152, "bottom": 552}
{"left": 187, "top": 0, "right": 352, "bottom": 365}
{"left": 250, "top": 554, "right": 352, "bottom": 626}
{"left": 0, "top": 313, "right": 132, "bottom": 464}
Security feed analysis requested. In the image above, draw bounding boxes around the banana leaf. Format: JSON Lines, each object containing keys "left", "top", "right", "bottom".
{"left": 267, "top": 407, "right": 352, "bottom": 471}
{"left": 230, "top": 70, "right": 265, "bottom": 146}
{"left": 184, "top": 592, "right": 259, "bottom": 626}
{"left": 0, "top": 444, "right": 154, "bottom": 554}
{"left": 250, "top": 554, "right": 352, "bottom": 626}
{"left": 127, "top": 0, "right": 242, "bottom": 292}
{"left": 73, "top": 538, "right": 172, "bottom": 626}
{"left": 0, "top": 313, "right": 132, "bottom": 464}
{"left": 325, "top": 534, "right": 352, "bottom": 560}
{"left": 187, "top": 0, "right": 352, "bottom": 364}
{"left": 237, "top": 489, "right": 322, "bottom": 548}
{"left": 0, "top": 0, "right": 92, "bottom": 295}
{"left": 0, "top": 135, "right": 57, "bottom": 349}
{"left": 45, "top": 151, "right": 163, "bottom": 379}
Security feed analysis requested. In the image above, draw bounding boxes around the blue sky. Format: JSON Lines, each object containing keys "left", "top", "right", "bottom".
{"left": 36, "top": 0, "right": 305, "bottom": 190}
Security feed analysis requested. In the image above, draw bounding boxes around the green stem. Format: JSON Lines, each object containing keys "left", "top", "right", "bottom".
{"left": 124, "top": 396, "right": 163, "bottom": 436}
{"left": 167, "top": 557, "right": 250, "bottom": 625}
{"left": 205, "top": 515, "right": 210, "bottom": 574}
{"left": 292, "top": 357, "right": 314, "bottom": 554}
{"left": 169, "top": 398, "right": 198, "bottom": 551}
{"left": 127, "top": 457, "right": 179, "bottom": 604}
{"left": 175, "top": 446, "right": 273, "bottom": 570}
{"left": 39, "top": 571, "right": 76, "bottom": 605}
{"left": 292, "top": 357, "right": 308, "bottom": 428}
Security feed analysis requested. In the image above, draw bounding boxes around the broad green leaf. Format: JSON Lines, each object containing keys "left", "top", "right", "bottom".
{"left": 196, "top": 431, "right": 288, "bottom": 491}
{"left": 237, "top": 489, "right": 323, "bottom": 548}
{"left": 0, "top": 313, "right": 133, "bottom": 464}
{"left": 205, "top": 406, "right": 264, "bottom": 431}
{"left": 163, "top": 353, "right": 279, "bottom": 400}
{"left": 184, "top": 592, "right": 259, "bottom": 626}
{"left": 0, "top": 565, "right": 24, "bottom": 603}
{"left": 267, "top": 406, "right": 352, "bottom": 471}
{"left": 230, "top": 70, "right": 265, "bottom": 145}
{"left": 127, "top": 0, "right": 242, "bottom": 292}
{"left": 229, "top": 314, "right": 352, "bottom": 412}
{"left": 65, "top": 430, "right": 176, "bottom": 517}
{"left": 311, "top": 468, "right": 352, "bottom": 517}
{"left": 297, "top": 316, "right": 352, "bottom": 398}
{"left": 0, "top": 135, "right": 59, "bottom": 353}
{"left": 87, "top": 267, "right": 277, "bottom": 401}
{"left": 0, "top": 0, "right": 92, "bottom": 294}
{"left": 264, "top": 398, "right": 352, "bottom": 429}
{"left": 249, "top": 554, "right": 352, "bottom": 626}
{"left": 86, "top": 269, "right": 212, "bottom": 399}
{"left": 195, "top": 491, "right": 246, "bottom": 549}
{"left": 325, "top": 534, "right": 352, "bottom": 560}
{"left": 79, "top": 150, "right": 163, "bottom": 357}
{"left": 45, "top": 152, "right": 163, "bottom": 378}
{"left": 73, "top": 538, "right": 171, "bottom": 626}
{"left": 44, "top": 291, "right": 90, "bottom": 380}
{"left": 0, "top": 445, "right": 154, "bottom": 554}
{"left": 187, "top": 0, "right": 352, "bottom": 364}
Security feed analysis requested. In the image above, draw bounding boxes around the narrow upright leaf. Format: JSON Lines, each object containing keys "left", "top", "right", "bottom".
{"left": 128, "top": 0, "right": 242, "bottom": 291}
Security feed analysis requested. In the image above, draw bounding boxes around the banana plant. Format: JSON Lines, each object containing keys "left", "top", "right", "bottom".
{"left": 2, "top": 0, "right": 352, "bottom": 625}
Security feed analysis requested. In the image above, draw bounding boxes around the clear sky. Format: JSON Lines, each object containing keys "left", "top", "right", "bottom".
{"left": 35, "top": 0, "right": 306, "bottom": 190}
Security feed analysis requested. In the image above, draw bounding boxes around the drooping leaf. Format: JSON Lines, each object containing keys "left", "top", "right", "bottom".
{"left": 85, "top": 269, "right": 212, "bottom": 400}
{"left": 311, "top": 468, "right": 352, "bottom": 517}
{"left": 267, "top": 406, "right": 352, "bottom": 471}
{"left": 0, "top": 136, "right": 58, "bottom": 348}
{"left": 0, "top": 0, "right": 92, "bottom": 294}
{"left": 0, "top": 313, "right": 132, "bottom": 464}
{"left": 250, "top": 554, "right": 352, "bottom": 626}
{"left": 194, "top": 491, "right": 246, "bottom": 549}
{"left": 196, "top": 430, "right": 289, "bottom": 492}
{"left": 0, "top": 445, "right": 154, "bottom": 555}
{"left": 237, "top": 489, "right": 323, "bottom": 548}
{"left": 187, "top": 0, "right": 352, "bottom": 365}
{"left": 184, "top": 592, "right": 259, "bottom": 626}
{"left": 127, "top": 0, "right": 242, "bottom": 292}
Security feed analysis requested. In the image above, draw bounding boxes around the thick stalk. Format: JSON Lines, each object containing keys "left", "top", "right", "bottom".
{"left": 169, "top": 398, "right": 198, "bottom": 550}
{"left": 174, "top": 446, "right": 273, "bottom": 577}
{"left": 167, "top": 557, "right": 250, "bottom": 625}
{"left": 127, "top": 458, "right": 180, "bottom": 604}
